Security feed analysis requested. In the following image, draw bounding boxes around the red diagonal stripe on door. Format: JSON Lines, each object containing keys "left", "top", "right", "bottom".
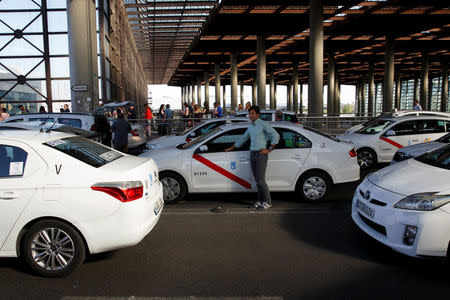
{"left": 379, "top": 137, "right": 404, "bottom": 149}
{"left": 193, "top": 153, "right": 251, "bottom": 189}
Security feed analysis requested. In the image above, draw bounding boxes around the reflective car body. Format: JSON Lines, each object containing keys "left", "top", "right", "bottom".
{"left": 141, "top": 122, "right": 359, "bottom": 203}
{"left": 0, "top": 130, "right": 163, "bottom": 275}
{"left": 352, "top": 144, "right": 450, "bottom": 258}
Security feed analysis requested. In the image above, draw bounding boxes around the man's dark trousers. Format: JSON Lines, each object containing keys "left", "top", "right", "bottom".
{"left": 250, "top": 151, "right": 271, "bottom": 204}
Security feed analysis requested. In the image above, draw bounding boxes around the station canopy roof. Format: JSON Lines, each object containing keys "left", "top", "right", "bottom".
{"left": 126, "top": 0, "right": 450, "bottom": 86}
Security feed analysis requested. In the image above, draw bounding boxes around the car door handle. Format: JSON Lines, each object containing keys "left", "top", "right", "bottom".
{"left": 411, "top": 139, "right": 419, "bottom": 142}
{"left": 240, "top": 157, "right": 249, "bottom": 162}
{"left": 0, "top": 192, "right": 19, "bottom": 200}
{"left": 292, "top": 155, "right": 302, "bottom": 159}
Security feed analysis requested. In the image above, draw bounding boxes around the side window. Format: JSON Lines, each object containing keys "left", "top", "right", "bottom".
{"left": 416, "top": 120, "right": 446, "bottom": 134}
{"left": 259, "top": 114, "right": 272, "bottom": 121}
{"left": 274, "top": 129, "right": 312, "bottom": 149}
{"left": 0, "top": 145, "right": 28, "bottom": 177}
{"left": 5, "top": 118, "right": 23, "bottom": 123}
{"left": 29, "top": 117, "right": 55, "bottom": 122}
{"left": 284, "top": 114, "right": 299, "bottom": 123}
{"left": 389, "top": 120, "right": 416, "bottom": 136}
{"left": 58, "top": 117, "right": 82, "bottom": 128}
{"left": 201, "top": 128, "right": 250, "bottom": 153}
{"left": 446, "top": 121, "right": 450, "bottom": 132}
{"left": 194, "top": 121, "right": 225, "bottom": 136}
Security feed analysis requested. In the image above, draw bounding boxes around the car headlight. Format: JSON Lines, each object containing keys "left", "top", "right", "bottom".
{"left": 146, "top": 143, "right": 157, "bottom": 150}
{"left": 394, "top": 192, "right": 450, "bottom": 211}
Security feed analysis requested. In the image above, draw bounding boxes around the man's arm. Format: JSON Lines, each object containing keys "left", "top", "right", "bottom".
{"left": 225, "top": 128, "right": 249, "bottom": 152}
{"left": 259, "top": 123, "right": 280, "bottom": 154}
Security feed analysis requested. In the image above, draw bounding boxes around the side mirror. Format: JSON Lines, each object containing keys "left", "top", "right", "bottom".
{"left": 199, "top": 145, "right": 208, "bottom": 152}
{"left": 189, "top": 132, "right": 196, "bottom": 137}
{"left": 385, "top": 130, "right": 396, "bottom": 137}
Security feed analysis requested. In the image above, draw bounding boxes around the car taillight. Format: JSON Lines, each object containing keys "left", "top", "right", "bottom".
{"left": 91, "top": 181, "right": 143, "bottom": 202}
{"left": 185, "top": 137, "right": 191, "bottom": 142}
{"left": 349, "top": 148, "right": 357, "bottom": 157}
{"left": 131, "top": 129, "right": 139, "bottom": 136}
{"left": 90, "top": 124, "right": 96, "bottom": 131}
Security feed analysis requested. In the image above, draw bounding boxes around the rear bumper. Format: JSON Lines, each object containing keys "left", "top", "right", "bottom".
{"left": 81, "top": 183, "right": 164, "bottom": 254}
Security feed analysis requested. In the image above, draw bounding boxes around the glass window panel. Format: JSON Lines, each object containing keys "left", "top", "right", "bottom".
{"left": 47, "top": 0, "right": 67, "bottom": 9}
{"left": 50, "top": 57, "right": 70, "bottom": 77}
{"left": 25, "top": 60, "right": 45, "bottom": 79}
{"left": 0, "top": 37, "right": 43, "bottom": 56}
{"left": 0, "top": 58, "right": 44, "bottom": 77}
{"left": 105, "top": 59, "right": 110, "bottom": 78}
{"left": 48, "top": 11, "right": 68, "bottom": 32}
{"left": 1, "top": 81, "right": 47, "bottom": 102}
{"left": 51, "top": 80, "right": 71, "bottom": 100}
{"left": 0, "top": 12, "right": 42, "bottom": 32}
{"left": 105, "top": 38, "right": 110, "bottom": 58}
{"left": 0, "top": 20, "right": 13, "bottom": 33}
{"left": 0, "top": 0, "right": 40, "bottom": 10}
{"left": 98, "top": 78, "right": 102, "bottom": 100}
{"left": 49, "top": 34, "right": 69, "bottom": 55}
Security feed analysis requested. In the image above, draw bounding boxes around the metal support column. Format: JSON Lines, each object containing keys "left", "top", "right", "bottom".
{"left": 441, "top": 68, "right": 448, "bottom": 112}
{"left": 269, "top": 73, "right": 275, "bottom": 109}
{"left": 257, "top": 35, "right": 266, "bottom": 108}
{"left": 292, "top": 64, "right": 299, "bottom": 113}
{"left": 42, "top": 0, "right": 53, "bottom": 112}
{"left": 427, "top": 76, "right": 433, "bottom": 111}
{"left": 252, "top": 80, "right": 257, "bottom": 105}
{"left": 214, "top": 63, "right": 221, "bottom": 107}
{"left": 299, "top": 82, "right": 303, "bottom": 115}
{"left": 383, "top": 36, "right": 394, "bottom": 113}
{"left": 335, "top": 74, "right": 340, "bottom": 116}
{"left": 327, "top": 54, "right": 335, "bottom": 116}
{"left": 197, "top": 77, "right": 201, "bottom": 106}
{"left": 240, "top": 82, "right": 244, "bottom": 106}
{"left": 395, "top": 72, "right": 401, "bottom": 110}
{"left": 274, "top": 83, "right": 277, "bottom": 109}
{"left": 308, "top": 0, "right": 324, "bottom": 118}
{"left": 204, "top": 72, "right": 210, "bottom": 109}
{"left": 287, "top": 83, "right": 292, "bottom": 111}
{"left": 413, "top": 76, "right": 419, "bottom": 105}
{"left": 67, "top": 0, "right": 99, "bottom": 113}
{"left": 420, "top": 52, "right": 429, "bottom": 110}
{"left": 355, "top": 84, "right": 360, "bottom": 116}
{"left": 230, "top": 53, "right": 238, "bottom": 111}
{"left": 223, "top": 85, "right": 226, "bottom": 112}
{"left": 361, "top": 79, "right": 366, "bottom": 116}
{"left": 368, "top": 63, "right": 375, "bottom": 117}
{"left": 191, "top": 82, "right": 195, "bottom": 104}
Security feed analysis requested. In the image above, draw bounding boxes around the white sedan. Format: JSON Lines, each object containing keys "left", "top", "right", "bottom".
{"left": 0, "top": 130, "right": 163, "bottom": 277}
{"left": 140, "top": 122, "right": 359, "bottom": 203}
{"left": 145, "top": 117, "right": 249, "bottom": 151}
{"left": 340, "top": 115, "right": 450, "bottom": 168}
{"left": 352, "top": 144, "right": 450, "bottom": 258}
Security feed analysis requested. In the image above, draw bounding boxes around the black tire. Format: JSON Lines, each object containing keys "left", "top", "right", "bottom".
{"left": 22, "top": 220, "right": 86, "bottom": 277}
{"left": 159, "top": 171, "right": 187, "bottom": 204}
{"left": 357, "top": 148, "right": 377, "bottom": 169}
{"left": 296, "top": 171, "right": 330, "bottom": 202}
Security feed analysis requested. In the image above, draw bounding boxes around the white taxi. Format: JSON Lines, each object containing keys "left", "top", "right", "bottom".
{"left": 145, "top": 117, "right": 249, "bottom": 151}
{"left": 0, "top": 130, "right": 163, "bottom": 277}
{"left": 340, "top": 116, "right": 450, "bottom": 168}
{"left": 352, "top": 144, "right": 450, "bottom": 258}
{"left": 140, "top": 122, "right": 359, "bottom": 204}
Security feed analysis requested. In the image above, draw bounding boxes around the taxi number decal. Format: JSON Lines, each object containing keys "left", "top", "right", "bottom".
{"left": 192, "top": 153, "right": 251, "bottom": 189}
{"left": 379, "top": 137, "right": 403, "bottom": 149}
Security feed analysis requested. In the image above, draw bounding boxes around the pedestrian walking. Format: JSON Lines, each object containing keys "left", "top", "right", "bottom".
{"left": 144, "top": 103, "right": 153, "bottom": 138}
{"left": 245, "top": 101, "right": 251, "bottom": 110}
{"left": 94, "top": 114, "right": 112, "bottom": 147}
{"left": 63, "top": 104, "right": 70, "bottom": 112}
{"left": 213, "top": 102, "right": 223, "bottom": 118}
{"left": 0, "top": 107, "right": 10, "bottom": 121}
{"left": 225, "top": 105, "right": 279, "bottom": 210}
{"left": 164, "top": 104, "right": 173, "bottom": 135}
{"left": 158, "top": 104, "right": 166, "bottom": 136}
{"left": 111, "top": 110, "right": 131, "bottom": 153}
{"left": 128, "top": 104, "right": 137, "bottom": 123}
{"left": 413, "top": 100, "right": 422, "bottom": 111}
{"left": 18, "top": 105, "right": 28, "bottom": 115}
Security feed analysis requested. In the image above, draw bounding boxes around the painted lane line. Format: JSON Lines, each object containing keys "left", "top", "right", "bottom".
{"left": 193, "top": 153, "right": 251, "bottom": 189}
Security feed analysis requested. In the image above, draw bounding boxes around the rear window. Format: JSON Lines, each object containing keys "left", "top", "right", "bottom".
{"left": 58, "top": 117, "right": 82, "bottom": 128}
{"left": 283, "top": 114, "right": 299, "bottom": 123}
{"left": 29, "top": 117, "right": 55, "bottom": 122}
{"left": 303, "top": 126, "right": 339, "bottom": 142}
{"left": 44, "top": 136, "right": 122, "bottom": 167}
{"left": 415, "top": 144, "right": 450, "bottom": 170}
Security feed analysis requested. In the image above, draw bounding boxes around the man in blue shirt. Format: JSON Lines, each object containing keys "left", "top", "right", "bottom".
{"left": 164, "top": 104, "right": 173, "bottom": 135}
{"left": 225, "top": 105, "right": 280, "bottom": 209}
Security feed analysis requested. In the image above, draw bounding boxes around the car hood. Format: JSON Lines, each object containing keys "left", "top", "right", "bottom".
{"left": 339, "top": 132, "right": 375, "bottom": 147}
{"left": 368, "top": 159, "right": 450, "bottom": 196}
{"left": 146, "top": 135, "right": 184, "bottom": 148}
{"left": 396, "top": 141, "right": 444, "bottom": 157}
{"left": 345, "top": 124, "right": 364, "bottom": 133}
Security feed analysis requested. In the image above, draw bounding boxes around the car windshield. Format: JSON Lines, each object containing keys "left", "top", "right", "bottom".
{"left": 181, "top": 127, "right": 222, "bottom": 150}
{"left": 44, "top": 136, "right": 122, "bottom": 167}
{"left": 437, "top": 133, "right": 450, "bottom": 143}
{"left": 415, "top": 144, "right": 450, "bottom": 170}
{"left": 303, "top": 126, "right": 339, "bottom": 142}
{"left": 177, "top": 121, "right": 210, "bottom": 136}
{"left": 356, "top": 119, "right": 394, "bottom": 134}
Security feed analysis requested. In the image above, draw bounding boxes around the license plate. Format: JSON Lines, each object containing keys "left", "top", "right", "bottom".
{"left": 154, "top": 197, "right": 163, "bottom": 215}
{"left": 356, "top": 199, "right": 375, "bottom": 219}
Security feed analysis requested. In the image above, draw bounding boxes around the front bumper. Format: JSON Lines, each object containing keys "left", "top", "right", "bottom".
{"left": 81, "top": 182, "right": 164, "bottom": 254}
{"left": 351, "top": 181, "right": 450, "bottom": 258}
